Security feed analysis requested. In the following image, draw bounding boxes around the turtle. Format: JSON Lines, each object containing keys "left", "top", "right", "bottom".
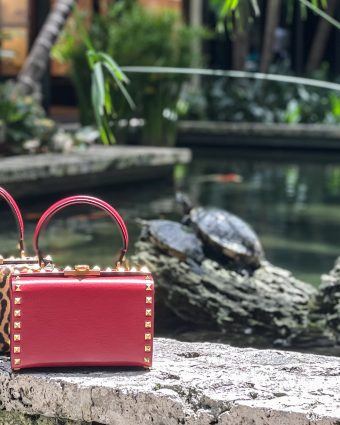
{"left": 140, "top": 219, "right": 204, "bottom": 263}
{"left": 176, "top": 193, "right": 264, "bottom": 268}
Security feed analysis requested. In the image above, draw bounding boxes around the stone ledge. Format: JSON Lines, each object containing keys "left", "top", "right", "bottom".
{"left": 0, "top": 338, "right": 339, "bottom": 425}
{"left": 178, "top": 121, "right": 340, "bottom": 149}
{"left": 0, "top": 146, "right": 192, "bottom": 197}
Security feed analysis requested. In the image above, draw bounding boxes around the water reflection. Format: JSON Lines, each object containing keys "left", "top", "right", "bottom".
{"left": 0, "top": 148, "right": 339, "bottom": 286}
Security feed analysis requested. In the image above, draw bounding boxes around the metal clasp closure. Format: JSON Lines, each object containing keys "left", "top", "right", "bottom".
{"left": 64, "top": 265, "right": 101, "bottom": 276}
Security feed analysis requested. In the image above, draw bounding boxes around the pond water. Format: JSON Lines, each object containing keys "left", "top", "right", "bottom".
{"left": 1, "top": 148, "right": 340, "bottom": 287}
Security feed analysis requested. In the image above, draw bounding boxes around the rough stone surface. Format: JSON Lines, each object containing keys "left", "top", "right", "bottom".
{"left": 0, "top": 146, "right": 191, "bottom": 197}
{"left": 319, "top": 257, "right": 340, "bottom": 343}
{"left": 134, "top": 240, "right": 318, "bottom": 344}
{"left": 0, "top": 339, "right": 339, "bottom": 425}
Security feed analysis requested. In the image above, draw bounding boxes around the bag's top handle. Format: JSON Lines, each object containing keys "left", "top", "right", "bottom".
{"left": 33, "top": 195, "right": 129, "bottom": 266}
{"left": 0, "top": 187, "right": 25, "bottom": 257}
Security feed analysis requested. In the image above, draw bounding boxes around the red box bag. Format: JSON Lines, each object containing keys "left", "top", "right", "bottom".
{"left": 10, "top": 195, "right": 154, "bottom": 370}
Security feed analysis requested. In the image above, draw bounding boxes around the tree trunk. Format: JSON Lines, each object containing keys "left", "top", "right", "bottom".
{"left": 16, "top": 0, "right": 76, "bottom": 95}
{"left": 232, "top": 29, "right": 249, "bottom": 70}
{"left": 260, "top": 0, "right": 282, "bottom": 73}
{"left": 305, "top": 0, "right": 338, "bottom": 74}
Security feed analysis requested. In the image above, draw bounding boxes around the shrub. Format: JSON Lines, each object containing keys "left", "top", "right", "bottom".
{"left": 0, "top": 81, "right": 56, "bottom": 154}
{"left": 53, "top": 1, "right": 202, "bottom": 145}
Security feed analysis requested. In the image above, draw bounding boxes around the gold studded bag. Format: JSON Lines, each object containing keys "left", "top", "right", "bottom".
{"left": 10, "top": 195, "right": 154, "bottom": 370}
{"left": 0, "top": 187, "right": 42, "bottom": 354}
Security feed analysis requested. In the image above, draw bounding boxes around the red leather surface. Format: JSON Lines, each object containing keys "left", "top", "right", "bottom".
{"left": 10, "top": 273, "right": 154, "bottom": 369}
{"left": 0, "top": 186, "right": 25, "bottom": 253}
{"left": 34, "top": 196, "right": 129, "bottom": 263}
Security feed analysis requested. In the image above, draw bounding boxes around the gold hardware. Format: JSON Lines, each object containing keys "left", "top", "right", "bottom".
{"left": 144, "top": 357, "right": 150, "bottom": 364}
{"left": 14, "top": 310, "right": 21, "bottom": 317}
{"left": 14, "top": 335, "right": 21, "bottom": 341}
{"left": 146, "top": 297, "right": 152, "bottom": 304}
{"left": 15, "top": 284, "right": 21, "bottom": 292}
{"left": 146, "top": 309, "right": 152, "bottom": 316}
{"left": 145, "top": 321, "right": 152, "bottom": 328}
{"left": 14, "top": 322, "right": 21, "bottom": 329}
{"left": 64, "top": 265, "right": 100, "bottom": 277}
{"left": 14, "top": 359, "right": 20, "bottom": 366}
{"left": 145, "top": 333, "right": 151, "bottom": 340}
{"left": 145, "top": 275, "right": 152, "bottom": 281}
{"left": 146, "top": 282, "right": 153, "bottom": 291}
{"left": 13, "top": 347, "right": 20, "bottom": 354}
{"left": 14, "top": 297, "right": 21, "bottom": 305}
{"left": 145, "top": 345, "right": 151, "bottom": 352}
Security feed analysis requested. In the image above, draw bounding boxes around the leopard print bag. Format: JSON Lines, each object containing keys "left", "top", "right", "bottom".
{"left": 0, "top": 187, "right": 42, "bottom": 354}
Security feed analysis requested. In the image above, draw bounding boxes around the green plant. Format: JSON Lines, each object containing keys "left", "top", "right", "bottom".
{"left": 183, "top": 68, "right": 340, "bottom": 125}
{"left": 53, "top": 1, "right": 202, "bottom": 145}
{"left": 0, "top": 81, "right": 56, "bottom": 154}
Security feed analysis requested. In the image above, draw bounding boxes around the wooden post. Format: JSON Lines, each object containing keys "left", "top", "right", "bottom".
{"left": 260, "top": 0, "right": 282, "bottom": 73}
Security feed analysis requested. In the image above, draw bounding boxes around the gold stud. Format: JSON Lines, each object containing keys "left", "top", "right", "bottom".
{"left": 14, "top": 334, "right": 21, "bottom": 341}
{"left": 145, "top": 321, "right": 152, "bottom": 328}
{"left": 146, "top": 282, "right": 153, "bottom": 291}
{"left": 15, "top": 284, "right": 21, "bottom": 291}
{"left": 13, "top": 347, "right": 20, "bottom": 354}
{"left": 145, "top": 333, "right": 151, "bottom": 340}
{"left": 145, "top": 345, "right": 151, "bottom": 352}
{"left": 14, "top": 310, "right": 21, "bottom": 317}
{"left": 14, "top": 322, "right": 21, "bottom": 329}
{"left": 146, "top": 297, "right": 152, "bottom": 304}
{"left": 144, "top": 357, "right": 150, "bottom": 364}
{"left": 14, "top": 359, "right": 20, "bottom": 365}
{"left": 146, "top": 309, "right": 152, "bottom": 316}
{"left": 14, "top": 297, "right": 21, "bottom": 305}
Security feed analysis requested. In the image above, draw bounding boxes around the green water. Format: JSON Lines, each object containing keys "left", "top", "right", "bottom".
{"left": 1, "top": 148, "right": 340, "bottom": 286}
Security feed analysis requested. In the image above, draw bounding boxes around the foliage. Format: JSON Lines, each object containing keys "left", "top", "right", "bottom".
{"left": 0, "top": 81, "right": 56, "bottom": 154}
{"left": 184, "top": 68, "right": 340, "bottom": 124}
{"left": 53, "top": 1, "right": 201, "bottom": 145}
{"left": 210, "top": 0, "right": 340, "bottom": 31}
{"left": 86, "top": 49, "right": 134, "bottom": 144}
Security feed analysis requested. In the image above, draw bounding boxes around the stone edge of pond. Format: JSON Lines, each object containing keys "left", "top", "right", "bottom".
{"left": 0, "top": 338, "right": 339, "bottom": 425}
{"left": 0, "top": 145, "right": 192, "bottom": 197}
{"left": 178, "top": 121, "right": 340, "bottom": 149}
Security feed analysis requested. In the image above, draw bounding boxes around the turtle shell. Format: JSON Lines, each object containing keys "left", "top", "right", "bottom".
{"left": 146, "top": 219, "right": 204, "bottom": 262}
{"left": 190, "top": 207, "right": 263, "bottom": 267}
